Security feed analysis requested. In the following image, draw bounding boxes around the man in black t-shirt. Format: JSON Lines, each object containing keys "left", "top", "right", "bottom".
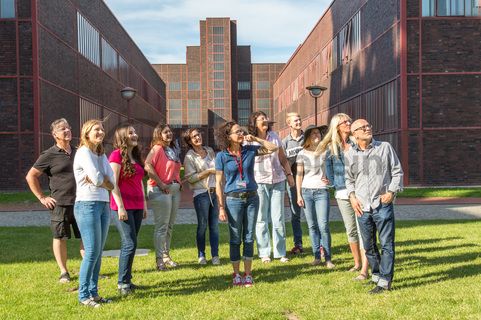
{"left": 26, "top": 118, "right": 84, "bottom": 283}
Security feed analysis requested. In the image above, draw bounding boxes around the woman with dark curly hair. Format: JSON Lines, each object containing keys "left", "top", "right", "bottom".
{"left": 215, "top": 121, "right": 278, "bottom": 287}
{"left": 109, "top": 124, "right": 147, "bottom": 295}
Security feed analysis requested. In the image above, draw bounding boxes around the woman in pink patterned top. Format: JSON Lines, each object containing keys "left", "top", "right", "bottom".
{"left": 145, "top": 123, "right": 182, "bottom": 271}
{"left": 110, "top": 124, "right": 147, "bottom": 296}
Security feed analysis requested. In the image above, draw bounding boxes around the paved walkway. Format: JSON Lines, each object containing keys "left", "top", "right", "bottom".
{"left": 1, "top": 203, "right": 480, "bottom": 227}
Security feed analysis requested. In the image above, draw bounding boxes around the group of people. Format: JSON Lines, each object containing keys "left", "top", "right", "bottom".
{"left": 26, "top": 109, "right": 403, "bottom": 307}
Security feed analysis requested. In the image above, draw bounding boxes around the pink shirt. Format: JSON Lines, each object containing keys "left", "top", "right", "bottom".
{"left": 109, "top": 149, "right": 145, "bottom": 211}
{"left": 147, "top": 145, "right": 181, "bottom": 186}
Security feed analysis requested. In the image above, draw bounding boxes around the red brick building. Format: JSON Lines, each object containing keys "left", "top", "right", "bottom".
{"left": 0, "top": 0, "right": 166, "bottom": 190}
{"left": 272, "top": 0, "right": 481, "bottom": 185}
{"left": 152, "top": 18, "right": 284, "bottom": 146}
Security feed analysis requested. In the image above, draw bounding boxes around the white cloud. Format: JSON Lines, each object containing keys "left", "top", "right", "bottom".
{"left": 104, "top": 0, "right": 331, "bottom": 63}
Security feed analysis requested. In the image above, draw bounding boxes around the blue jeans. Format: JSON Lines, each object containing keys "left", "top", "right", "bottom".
{"left": 74, "top": 201, "right": 110, "bottom": 302}
{"left": 287, "top": 184, "right": 303, "bottom": 247}
{"left": 148, "top": 184, "right": 181, "bottom": 258}
{"left": 193, "top": 191, "right": 219, "bottom": 258}
{"left": 357, "top": 202, "right": 395, "bottom": 288}
{"left": 301, "top": 188, "right": 332, "bottom": 260}
{"left": 256, "top": 182, "right": 287, "bottom": 258}
{"left": 225, "top": 194, "right": 259, "bottom": 262}
{"left": 112, "top": 209, "right": 143, "bottom": 287}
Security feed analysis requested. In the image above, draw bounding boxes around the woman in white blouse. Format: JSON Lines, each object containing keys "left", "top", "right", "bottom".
{"left": 73, "top": 119, "right": 114, "bottom": 308}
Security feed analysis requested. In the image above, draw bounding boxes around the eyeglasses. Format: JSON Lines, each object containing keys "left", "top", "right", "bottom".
{"left": 353, "top": 124, "right": 373, "bottom": 132}
{"left": 230, "top": 130, "right": 244, "bottom": 136}
{"left": 338, "top": 120, "right": 351, "bottom": 126}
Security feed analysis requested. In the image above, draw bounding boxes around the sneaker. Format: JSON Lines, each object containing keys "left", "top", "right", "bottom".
{"left": 232, "top": 273, "right": 243, "bottom": 286}
{"left": 243, "top": 274, "right": 254, "bottom": 287}
{"left": 119, "top": 287, "right": 132, "bottom": 296}
{"left": 211, "top": 256, "right": 221, "bottom": 265}
{"left": 261, "top": 256, "right": 271, "bottom": 263}
{"left": 80, "top": 298, "right": 101, "bottom": 308}
{"left": 290, "top": 245, "right": 304, "bottom": 255}
{"left": 369, "top": 285, "right": 390, "bottom": 294}
{"left": 311, "top": 259, "right": 322, "bottom": 266}
{"left": 326, "top": 261, "right": 336, "bottom": 269}
{"left": 59, "top": 272, "right": 71, "bottom": 283}
{"left": 279, "top": 256, "right": 289, "bottom": 263}
{"left": 198, "top": 257, "right": 207, "bottom": 265}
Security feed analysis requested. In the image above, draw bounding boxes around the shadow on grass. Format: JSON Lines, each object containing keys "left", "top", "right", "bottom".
{"left": 130, "top": 262, "right": 332, "bottom": 297}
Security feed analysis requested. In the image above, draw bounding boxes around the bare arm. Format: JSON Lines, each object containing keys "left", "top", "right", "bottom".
{"left": 245, "top": 135, "right": 279, "bottom": 155}
{"left": 109, "top": 162, "right": 128, "bottom": 220}
{"left": 141, "top": 179, "right": 148, "bottom": 219}
{"left": 296, "top": 163, "right": 305, "bottom": 208}
{"left": 26, "top": 167, "right": 56, "bottom": 210}
{"left": 215, "top": 170, "right": 227, "bottom": 222}
{"left": 278, "top": 147, "right": 295, "bottom": 187}
{"left": 145, "top": 146, "right": 169, "bottom": 193}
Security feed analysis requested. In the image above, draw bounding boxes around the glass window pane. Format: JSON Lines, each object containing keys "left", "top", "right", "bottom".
{"left": 188, "top": 82, "right": 200, "bottom": 90}
{"left": 422, "top": 0, "right": 435, "bottom": 16}
{"left": 214, "top": 63, "right": 224, "bottom": 70}
{"left": 214, "top": 90, "right": 224, "bottom": 98}
{"left": 214, "top": 81, "right": 224, "bottom": 89}
{"left": 169, "top": 82, "right": 181, "bottom": 91}
{"left": 213, "top": 45, "right": 224, "bottom": 52}
{"left": 212, "top": 26, "right": 224, "bottom": 34}
{"left": 0, "top": 0, "right": 15, "bottom": 18}
{"left": 213, "top": 54, "right": 223, "bottom": 62}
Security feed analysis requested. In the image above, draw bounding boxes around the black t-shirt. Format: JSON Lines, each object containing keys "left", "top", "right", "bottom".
{"left": 33, "top": 145, "right": 76, "bottom": 206}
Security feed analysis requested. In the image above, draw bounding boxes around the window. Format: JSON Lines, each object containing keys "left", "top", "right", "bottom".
{"left": 119, "top": 55, "right": 129, "bottom": 85}
{"left": 213, "top": 99, "right": 224, "bottom": 108}
{"left": 77, "top": 12, "right": 100, "bottom": 66}
{"left": 212, "top": 26, "right": 224, "bottom": 34}
{"left": 256, "top": 99, "right": 270, "bottom": 109}
{"left": 422, "top": 0, "right": 481, "bottom": 16}
{"left": 213, "top": 35, "right": 224, "bottom": 43}
{"left": 214, "top": 81, "right": 224, "bottom": 89}
{"left": 256, "top": 81, "right": 270, "bottom": 90}
{"left": 238, "top": 99, "right": 251, "bottom": 125}
{"left": 214, "top": 72, "right": 224, "bottom": 80}
{"left": 213, "top": 45, "right": 224, "bottom": 53}
{"left": 188, "top": 100, "right": 201, "bottom": 125}
{"left": 213, "top": 54, "right": 224, "bottom": 62}
{"left": 339, "top": 12, "right": 361, "bottom": 64}
{"left": 0, "top": 0, "right": 15, "bottom": 18}
{"left": 214, "top": 90, "right": 224, "bottom": 98}
{"left": 101, "top": 39, "right": 118, "bottom": 79}
{"left": 188, "top": 81, "right": 200, "bottom": 91}
{"left": 169, "top": 99, "right": 182, "bottom": 109}
{"left": 169, "top": 82, "right": 181, "bottom": 91}
{"left": 214, "top": 63, "right": 224, "bottom": 70}
{"left": 238, "top": 81, "right": 251, "bottom": 90}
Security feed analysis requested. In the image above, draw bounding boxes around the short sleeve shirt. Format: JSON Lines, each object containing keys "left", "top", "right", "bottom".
{"left": 215, "top": 145, "right": 260, "bottom": 194}
{"left": 296, "top": 149, "right": 328, "bottom": 189}
{"left": 33, "top": 145, "right": 76, "bottom": 205}
{"left": 109, "top": 149, "right": 145, "bottom": 211}
{"left": 147, "top": 145, "right": 181, "bottom": 186}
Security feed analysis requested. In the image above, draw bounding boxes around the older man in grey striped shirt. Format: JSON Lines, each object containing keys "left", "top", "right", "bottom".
{"left": 344, "top": 119, "right": 403, "bottom": 294}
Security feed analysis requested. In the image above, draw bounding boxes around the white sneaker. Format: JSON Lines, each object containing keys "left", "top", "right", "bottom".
{"left": 198, "top": 257, "right": 207, "bottom": 265}
{"left": 279, "top": 256, "right": 289, "bottom": 263}
{"left": 211, "top": 256, "right": 220, "bottom": 265}
{"left": 326, "top": 261, "right": 336, "bottom": 269}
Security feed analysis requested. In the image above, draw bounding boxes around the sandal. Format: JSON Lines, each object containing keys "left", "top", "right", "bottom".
{"left": 354, "top": 273, "right": 368, "bottom": 281}
{"left": 80, "top": 298, "right": 101, "bottom": 308}
{"left": 349, "top": 266, "right": 361, "bottom": 272}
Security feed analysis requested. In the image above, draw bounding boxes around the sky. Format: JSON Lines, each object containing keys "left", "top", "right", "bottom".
{"left": 104, "top": 0, "right": 332, "bottom": 64}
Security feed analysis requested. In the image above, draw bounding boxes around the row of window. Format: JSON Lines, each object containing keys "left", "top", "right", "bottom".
{"left": 0, "top": 0, "right": 15, "bottom": 18}
{"left": 77, "top": 12, "right": 162, "bottom": 109}
{"left": 422, "top": 0, "right": 481, "bottom": 16}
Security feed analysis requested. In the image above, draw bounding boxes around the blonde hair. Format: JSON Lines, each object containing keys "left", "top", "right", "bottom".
{"left": 79, "top": 119, "right": 105, "bottom": 155}
{"left": 285, "top": 112, "right": 300, "bottom": 125}
{"left": 316, "top": 113, "right": 352, "bottom": 157}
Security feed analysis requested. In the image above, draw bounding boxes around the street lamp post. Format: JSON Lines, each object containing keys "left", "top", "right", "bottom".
{"left": 306, "top": 85, "right": 327, "bottom": 126}
{"left": 120, "top": 86, "right": 137, "bottom": 122}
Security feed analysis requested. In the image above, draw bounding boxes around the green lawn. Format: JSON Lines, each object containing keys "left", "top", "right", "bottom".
{"left": 1, "top": 221, "right": 481, "bottom": 319}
